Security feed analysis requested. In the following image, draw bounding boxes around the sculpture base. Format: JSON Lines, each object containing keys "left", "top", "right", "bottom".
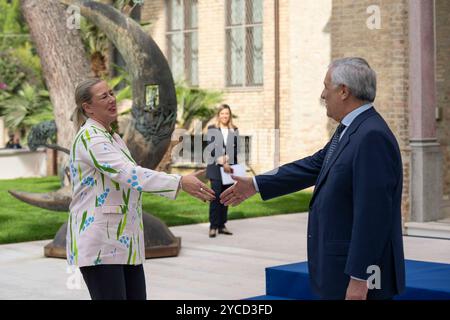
{"left": 44, "top": 212, "right": 182, "bottom": 259}
{"left": 44, "top": 237, "right": 181, "bottom": 259}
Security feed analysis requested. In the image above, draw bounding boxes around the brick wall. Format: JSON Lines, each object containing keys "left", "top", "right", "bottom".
{"left": 140, "top": 0, "right": 166, "bottom": 53}
{"left": 284, "top": 0, "right": 332, "bottom": 164}
{"left": 329, "top": 0, "right": 411, "bottom": 219}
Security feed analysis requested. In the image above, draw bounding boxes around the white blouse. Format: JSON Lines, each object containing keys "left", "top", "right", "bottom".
{"left": 67, "top": 118, "right": 181, "bottom": 267}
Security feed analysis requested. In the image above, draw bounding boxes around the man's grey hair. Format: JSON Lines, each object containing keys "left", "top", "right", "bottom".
{"left": 329, "top": 57, "right": 377, "bottom": 102}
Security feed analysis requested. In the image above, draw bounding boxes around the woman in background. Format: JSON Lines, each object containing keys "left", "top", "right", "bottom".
{"left": 206, "top": 104, "right": 239, "bottom": 238}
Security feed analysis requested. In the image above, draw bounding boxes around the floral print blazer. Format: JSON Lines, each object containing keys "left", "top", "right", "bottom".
{"left": 67, "top": 118, "right": 181, "bottom": 267}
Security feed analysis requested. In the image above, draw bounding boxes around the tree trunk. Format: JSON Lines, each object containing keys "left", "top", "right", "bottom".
{"left": 20, "top": 0, "right": 92, "bottom": 175}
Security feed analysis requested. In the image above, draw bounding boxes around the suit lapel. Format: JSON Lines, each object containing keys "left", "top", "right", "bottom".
{"left": 310, "top": 108, "right": 378, "bottom": 205}
{"left": 226, "top": 129, "right": 235, "bottom": 148}
{"left": 218, "top": 127, "right": 235, "bottom": 151}
{"left": 315, "top": 130, "right": 351, "bottom": 188}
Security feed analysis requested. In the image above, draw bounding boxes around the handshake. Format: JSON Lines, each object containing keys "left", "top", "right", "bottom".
{"left": 181, "top": 170, "right": 256, "bottom": 206}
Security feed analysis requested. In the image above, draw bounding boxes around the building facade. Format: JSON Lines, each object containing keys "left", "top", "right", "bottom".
{"left": 140, "top": 0, "right": 450, "bottom": 225}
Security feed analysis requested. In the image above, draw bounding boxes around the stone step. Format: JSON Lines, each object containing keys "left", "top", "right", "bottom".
{"left": 405, "top": 220, "right": 450, "bottom": 239}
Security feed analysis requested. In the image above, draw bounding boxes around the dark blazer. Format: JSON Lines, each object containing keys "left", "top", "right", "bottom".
{"left": 205, "top": 125, "right": 239, "bottom": 181}
{"left": 255, "top": 107, "right": 405, "bottom": 299}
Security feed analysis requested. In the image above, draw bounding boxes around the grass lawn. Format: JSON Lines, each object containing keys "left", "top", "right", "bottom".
{"left": 0, "top": 176, "right": 312, "bottom": 244}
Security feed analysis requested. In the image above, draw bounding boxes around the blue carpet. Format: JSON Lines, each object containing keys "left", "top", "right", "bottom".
{"left": 249, "top": 259, "right": 450, "bottom": 300}
{"left": 246, "top": 295, "right": 294, "bottom": 300}
{"left": 396, "top": 260, "right": 450, "bottom": 300}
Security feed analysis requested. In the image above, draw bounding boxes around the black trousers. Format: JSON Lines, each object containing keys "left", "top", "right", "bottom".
{"left": 209, "top": 179, "right": 232, "bottom": 229}
{"left": 80, "top": 264, "right": 146, "bottom": 300}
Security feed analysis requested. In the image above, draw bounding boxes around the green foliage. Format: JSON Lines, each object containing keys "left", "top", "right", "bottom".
{"left": 108, "top": 64, "right": 132, "bottom": 104}
{"left": 0, "top": 0, "right": 28, "bottom": 49}
{"left": 12, "top": 42, "right": 42, "bottom": 81}
{"left": 0, "top": 50, "right": 50, "bottom": 138}
{"left": 0, "top": 0, "right": 36, "bottom": 86}
{"left": 2, "top": 83, "right": 53, "bottom": 134}
{"left": 79, "top": 16, "right": 109, "bottom": 57}
{"left": 176, "top": 82, "right": 223, "bottom": 130}
{"left": 0, "top": 51, "right": 27, "bottom": 94}
{"left": 0, "top": 44, "right": 43, "bottom": 90}
{"left": 0, "top": 0, "right": 49, "bottom": 135}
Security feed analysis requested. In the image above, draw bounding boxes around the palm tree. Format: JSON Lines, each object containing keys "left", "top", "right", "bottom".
{"left": 176, "top": 83, "right": 223, "bottom": 130}
{"left": 80, "top": 18, "right": 110, "bottom": 77}
{"left": 108, "top": 64, "right": 132, "bottom": 103}
{"left": 80, "top": 0, "right": 152, "bottom": 78}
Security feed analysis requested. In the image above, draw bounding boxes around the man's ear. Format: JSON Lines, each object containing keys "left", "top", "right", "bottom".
{"left": 340, "top": 85, "right": 350, "bottom": 100}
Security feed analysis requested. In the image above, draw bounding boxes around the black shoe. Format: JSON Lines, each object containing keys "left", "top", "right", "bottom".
{"left": 218, "top": 227, "right": 233, "bottom": 235}
{"left": 209, "top": 229, "right": 217, "bottom": 238}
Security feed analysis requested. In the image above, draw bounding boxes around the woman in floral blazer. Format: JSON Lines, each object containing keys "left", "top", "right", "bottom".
{"left": 68, "top": 78, "right": 215, "bottom": 300}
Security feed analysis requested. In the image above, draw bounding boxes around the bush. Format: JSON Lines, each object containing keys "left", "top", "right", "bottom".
{"left": 0, "top": 50, "right": 26, "bottom": 94}
{"left": 0, "top": 0, "right": 27, "bottom": 49}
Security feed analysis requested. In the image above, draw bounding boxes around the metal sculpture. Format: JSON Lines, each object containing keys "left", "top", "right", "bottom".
{"left": 9, "top": 0, "right": 181, "bottom": 259}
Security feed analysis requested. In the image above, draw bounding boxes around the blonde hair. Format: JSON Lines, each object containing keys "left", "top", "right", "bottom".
{"left": 214, "top": 104, "right": 237, "bottom": 129}
{"left": 72, "top": 78, "right": 103, "bottom": 130}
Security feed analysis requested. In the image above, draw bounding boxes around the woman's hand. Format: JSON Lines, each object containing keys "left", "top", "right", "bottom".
{"left": 216, "top": 155, "right": 229, "bottom": 166}
{"left": 181, "top": 170, "right": 215, "bottom": 202}
{"left": 223, "top": 163, "right": 233, "bottom": 174}
{"left": 216, "top": 156, "right": 225, "bottom": 165}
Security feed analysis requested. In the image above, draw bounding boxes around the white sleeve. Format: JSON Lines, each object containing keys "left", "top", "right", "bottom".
{"left": 76, "top": 128, "right": 181, "bottom": 199}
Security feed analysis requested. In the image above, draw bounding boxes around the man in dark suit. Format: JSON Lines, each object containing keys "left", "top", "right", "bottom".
{"left": 220, "top": 57, "right": 405, "bottom": 300}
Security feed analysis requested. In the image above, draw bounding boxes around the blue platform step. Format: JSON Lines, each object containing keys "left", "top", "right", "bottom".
{"left": 247, "top": 295, "right": 294, "bottom": 300}
{"left": 250, "top": 260, "right": 450, "bottom": 300}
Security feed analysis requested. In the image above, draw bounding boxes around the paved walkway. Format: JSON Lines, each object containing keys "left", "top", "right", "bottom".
{"left": 0, "top": 213, "right": 449, "bottom": 300}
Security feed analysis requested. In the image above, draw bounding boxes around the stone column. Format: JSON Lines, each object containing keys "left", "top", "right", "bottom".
{"left": 409, "top": 0, "right": 443, "bottom": 222}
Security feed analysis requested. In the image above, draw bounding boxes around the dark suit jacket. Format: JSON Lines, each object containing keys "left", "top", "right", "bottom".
{"left": 205, "top": 125, "right": 239, "bottom": 181}
{"left": 255, "top": 107, "right": 405, "bottom": 299}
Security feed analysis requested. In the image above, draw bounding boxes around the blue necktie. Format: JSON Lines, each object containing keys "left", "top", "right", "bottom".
{"left": 323, "top": 123, "right": 346, "bottom": 168}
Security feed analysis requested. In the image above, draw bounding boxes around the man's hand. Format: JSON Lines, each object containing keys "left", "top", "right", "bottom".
{"left": 220, "top": 175, "right": 256, "bottom": 206}
{"left": 181, "top": 170, "right": 215, "bottom": 202}
{"left": 345, "top": 278, "right": 368, "bottom": 300}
